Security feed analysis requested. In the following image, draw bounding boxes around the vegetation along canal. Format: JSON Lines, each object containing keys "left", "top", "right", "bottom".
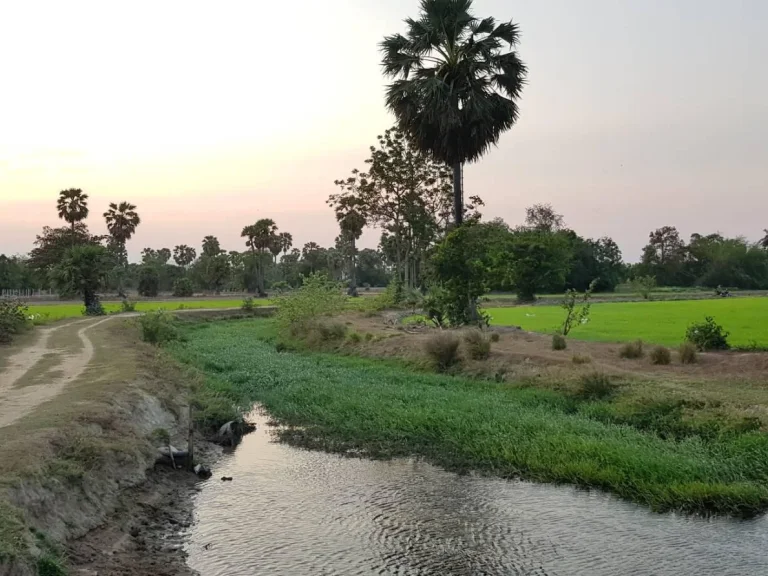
{"left": 171, "top": 319, "right": 768, "bottom": 576}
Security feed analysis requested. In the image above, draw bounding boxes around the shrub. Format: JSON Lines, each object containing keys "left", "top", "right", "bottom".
{"left": 560, "top": 280, "right": 595, "bottom": 336}
{"left": 241, "top": 297, "right": 255, "bottom": 313}
{"left": 172, "top": 277, "right": 194, "bottom": 297}
{"left": 678, "top": 342, "right": 698, "bottom": 364}
{"left": 0, "top": 298, "right": 30, "bottom": 344}
{"left": 275, "top": 273, "right": 346, "bottom": 337}
{"left": 552, "top": 334, "right": 567, "bottom": 351}
{"left": 83, "top": 296, "right": 105, "bottom": 316}
{"left": 577, "top": 372, "right": 617, "bottom": 400}
{"left": 346, "top": 332, "right": 362, "bottom": 344}
{"left": 404, "top": 288, "right": 424, "bottom": 313}
{"left": 139, "top": 310, "right": 178, "bottom": 345}
{"left": 270, "top": 281, "right": 291, "bottom": 294}
{"left": 424, "top": 332, "right": 461, "bottom": 372}
{"left": 307, "top": 321, "right": 347, "bottom": 344}
{"left": 120, "top": 299, "right": 136, "bottom": 313}
{"left": 630, "top": 275, "right": 657, "bottom": 299}
{"left": 572, "top": 354, "right": 592, "bottom": 365}
{"left": 463, "top": 329, "right": 492, "bottom": 360}
{"left": 138, "top": 266, "right": 160, "bottom": 297}
{"left": 650, "top": 346, "right": 671, "bottom": 365}
{"left": 364, "top": 332, "right": 374, "bottom": 342}
{"left": 619, "top": 340, "right": 644, "bottom": 359}
{"left": 685, "top": 316, "right": 730, "bottom": 350}
{"left": 490, "top": 332, "right": 500, "bottom": 343}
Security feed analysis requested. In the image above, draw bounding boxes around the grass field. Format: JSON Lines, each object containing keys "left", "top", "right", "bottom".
{"left": 490, "top": 297, "right": 768, "bottom": 347}
{"left": 25, "top": 298, "right": 272, "bottom": 323}
{"left": 169, "top": 318, "right": 768, "bottom": 516}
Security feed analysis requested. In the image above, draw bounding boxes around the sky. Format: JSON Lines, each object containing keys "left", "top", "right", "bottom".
{"left": 1, "top": 0, "right": 766, "bottom": 262}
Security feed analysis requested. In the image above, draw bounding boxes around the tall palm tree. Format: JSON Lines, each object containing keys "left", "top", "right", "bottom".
{"left": 278, "top": 232, "right": 293, "bottom": 258}
{"left": 241, "top": 219, "right": 278, "bottom": 295}
{"left": 103, "top": 202, "right": 141, "bottom": 256}
{"left": 57, "top": 188, "right": 89, "bottom": 242}
{"left": 334, "top": 199, "right": 366, "bottom": 296}
{"left": 381, "top": 0, "right": 526, "bottom": 225}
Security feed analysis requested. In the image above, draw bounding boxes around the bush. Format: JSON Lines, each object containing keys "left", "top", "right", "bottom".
{"left": 685, "top": 316, "right": 730, "bottom": 351}
{"left": 463, "top": 329, "right": 492, "bottom": 360}
{"left": 650, "top": 346, "right": 671, "bottom": 365}
{"left": 490, "top": 332, "right": 500, "bottom": 343}
{"left": 552, "top": 334, "right": 567, "bottom": 351}
{"left": 346, "top": 332, "right": 362, "bottom": 344}
{"left": 172, "top": 277, "right": 194, "bottom": 297}
{"left": 364, "top": 332, "right": 374, "bottom": 342}
{"left": 630, "top": 275, "right": 657, "bottom": 299}
{"left": 138, "top": 266, "right": 160, "bottom": 297}
{"left": 276, "top": 273, "right": 346, "bottom": 338}
{"left": 83, "top": 295, "right": 105, "bottom": 316}
{"left": 424, "top": 332, "right": 461, "bottom": 372}
{"left": 306, "top": 321, "right": 347, "bottom": 344}
{"left": 577, "top": 372, "right": 617, "bottom": 400}
{"left": 270, "top": 281, "right": 291, "bottom": 294}
{"left": 241, "top": 297, "right": 255, "bottom": 313}
{"left": 572, "top": 354, "right": 592, "bottom": 365}
{"left": 619, "top": 340, "right": 644, "bottom": 359}
{"left": 139, "top": 310, "right": 178, "bottom": 345}
{"left": 678, "top": 342, "right": 698, "bottom": 364}
{"left": 0, "top": 299, "right": 30, "bottom": 344}
{"left": 120, "top": 299, "right": 136, "bottom": 313}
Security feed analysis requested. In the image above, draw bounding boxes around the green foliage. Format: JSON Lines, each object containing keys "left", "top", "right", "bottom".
{"left": 120, "top": 299, "right": 136, "bottom": 313}
{"left": 137, "top": 265, "right": 160, "bottom": 297}
{"left": 650, "top": 346, "right": 672, "bottom": 365}
{"left": 404, "top": 288, "right": 424, "bottom": 313}
{"left": 678, "top": 342, "right": 698, "bottom": 364}
{"left": 631, "top": 275, "right": 657, "bottom": 299}
{"left": 275, "top": 273, "right": 346, "bottom": 338}
{"left": 619, "top": 340, "right": 645, "bottom": 359}
{"left": 50, "top": 244, "right": 111, "bottom": 308}
{"left": 139, "top": 310, "right": 178, "bottom": 345}
{"left": 463, "top": 329, "right": 492, "bottom": 360}
{"left": 270, "top": 280, "right": 291, "bottom": 294}
{"left": 577, "top": 372, "right": 617, "bottom": 400}
{"left": 425, "top": 332, "right": 462, "bottom": 371}
{"left": 489, "top": 332, "right": 500, "bottom": 343}
{"left": 347, "top": 331, "right": 362, "bottom": 344}
{"left": 686, "top": 316, "right": 730, "bottom": 351}
{"left": 83, "top": 295, "right": 106, "bottom": 316}
{"left": 506, "top": 228, "right": 571, "bottom": 301}
{"left": 551, "top": 334, "right": 567, "bottom": 351}
{"left": 0, "top": 298, "right": 30, "bottom": 344}
{"left": 560, "top": 280, "right": 595, "bottom": 335}
{"left": 172, "top": 277, "right": 194, "bottom": 297}
{"left": 241, "top": 297, "right": 255, "bottom": 312}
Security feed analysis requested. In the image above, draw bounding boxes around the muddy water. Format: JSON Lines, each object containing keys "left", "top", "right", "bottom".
{"left": 186, "top": 414, "right": 768, "bottom": 576}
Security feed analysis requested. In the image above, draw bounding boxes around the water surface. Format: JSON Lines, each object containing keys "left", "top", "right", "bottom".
{"left": 186, "top": 413, "right": 768, "bottom": 575}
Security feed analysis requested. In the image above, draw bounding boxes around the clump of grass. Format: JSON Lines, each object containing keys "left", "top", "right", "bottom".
{"left": 650, "top": 346, "right": 671, "bottom": 365}
{"left": 241, "top": 297, "right": 255, "bottom": 313}
{"left": 571, "top": 354, "right": 592, "bottom": 365}
{"left": 425, "top": 332, "right": 461, "bottom": 372}
{"left": 678, "top": 342, "right": 698, "bottom": 364}
{"left": 619, "top": 340, "right": 644, "bottom": 359}
{"left": 346, "top": 332, "right": 362, "bottom": 344}
{"left": 577, "top": 372, "right": 617, "bottom": 400}
{"left": 138, "top": 310, "right": 178, "bottom": 345}
{"left": 463, "top": 329, "right": 492, "bottom": 360}
{"left": 490, "top": 332, "right": 500, "bottom": 343}
{"left": 120, "top": 298, "right": 136, "bottom": 313}
{"left": 551, "top": 334, "right": 567, "bottom": 351}
{"left": 363, "top": 332, "right": 374, "bottom": 342}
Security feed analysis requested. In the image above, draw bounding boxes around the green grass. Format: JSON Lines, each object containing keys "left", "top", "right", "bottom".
{"left": 25, "top": 299, "right": 272, "bottom": 324}
{"left": 169, "top": 318, "right": 768, "bottom": 516}
{"left": 489, "top": 297, "right": 768, "bottom": 347}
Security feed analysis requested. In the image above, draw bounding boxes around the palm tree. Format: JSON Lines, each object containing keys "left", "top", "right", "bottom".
{"left": 241, "top": 219, "right": 278, "bottom": 295}
{"left": 334, "top": 198, "right": 366, "bottom": 296}
{"left": 381, "top": 0, "right": 526, "bottom": 225}
{"left": 57, "top": 189, "right": 89, "bottom": 242}
{"left": 761, "top": 230, "right": 768, "bottom": 249}
{"left": 278, "top": 232, "right": 293, "bottom": 258}
{"left": 173, "top": 245, "right": 197, "bottom": 267}
{"left": 103, "top": 202, "right": 141, "bottom": 256}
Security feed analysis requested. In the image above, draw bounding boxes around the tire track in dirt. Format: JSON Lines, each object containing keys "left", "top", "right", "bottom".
{"left": 0, "top": 318, "right": 113, "bottom": 429}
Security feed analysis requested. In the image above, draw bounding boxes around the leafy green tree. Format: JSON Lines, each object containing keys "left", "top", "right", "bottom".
{"left": 28, "top": 224, "right": 102, "bottom": 285}
{"left": 57, "top": 188, "right": 89, "bottom": 242}
{"left": 173, "top": 245, "right": 197, "bottom": 267}
{"left": 505, "top": 228, "right": 571, "bottom": 301}
{"left": 639, "top": 226, "right": 686, "bottom": 286}
{"left": 525, "top": 203, "right": 564, "bottom": 233}
{"left": 50, "top": 245, "right": 111, "bottom": 308}
{"left": 381, "top": 0, "right": 526, "bottom": 225}
{"left": 138, "top": 265, "right": 160, "bottom": 297}
{"left": 202, "top": 235, "right": 224, "bottom": 257}
{"left": 241, "top": 219, "right": 278, "bottom": 295}
{"left": 357, "top": 249, "right": 389, "bottom": 287}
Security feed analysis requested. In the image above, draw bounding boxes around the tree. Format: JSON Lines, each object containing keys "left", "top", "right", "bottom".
{"left": 505, "top": 228, "right": 571, "bottom": 301}
{"left": 525, "top": 203, "right": 564, "bottom": 233}
{"left": 173, "top": 245, "right": 197, "bottom": 267}
{"left": 331, "top": 196, "right": 366, "bottom": 296}
{"left": 357, "top": 249, "right": 389, "bottom": 287}
{"left": 201, "top": 236, "right": 223, "bottom": 257}
{"left": 277, "top": 232, "right": 293, "bottom": 257}
{"left": 381, "top": 0, "right": 526, "bottom": 225}
{"left": 241, "top": 219, "right": 278, "bottom": 296}
{"left": 50, "top": 245, "right": 111, "bottom": 309}
{"left": 28, "top": 224, "right": 103, "bottom": 284}
{"left": 57, "top": 189, "right": 89, "bottom": 243}
{"left": 138, "top": 265, "right": 160, "bottom": 297}
{"left": 640, "top": 226, "right": 686, "bottom": 286}
{"left": 103, "top": 202, "right": 141, "bottom": 255}
{"left": 760, "top": 230, "right": 768, "bottom": 250}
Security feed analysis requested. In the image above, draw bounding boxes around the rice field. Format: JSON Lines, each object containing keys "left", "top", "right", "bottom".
{"left": 490, "top": 297, "right": 768, "bottom": 347}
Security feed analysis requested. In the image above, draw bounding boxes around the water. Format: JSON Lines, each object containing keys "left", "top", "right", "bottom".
{"left": 186, "top": 413, "right": 768, "bottom": 576}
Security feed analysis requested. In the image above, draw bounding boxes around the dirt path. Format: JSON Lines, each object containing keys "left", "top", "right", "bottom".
{"left": 0, "top": 317, "right": 118, "bottom": 428}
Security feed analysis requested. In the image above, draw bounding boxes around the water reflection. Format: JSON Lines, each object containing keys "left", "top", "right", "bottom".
{"left": 186, "top": 413, "right": 768, "bottom": 575}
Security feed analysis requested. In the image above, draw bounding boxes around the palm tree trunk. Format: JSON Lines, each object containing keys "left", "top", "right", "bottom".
{"left": 453, "top": 162, "right": 463, "bottom": 227}
{"left": 348, "top": 239, "right": 358, "bottom": 297}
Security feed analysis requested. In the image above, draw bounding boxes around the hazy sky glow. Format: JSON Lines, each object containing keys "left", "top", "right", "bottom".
{"left": 1, "top": 0, "right": 766, "bottom": 261}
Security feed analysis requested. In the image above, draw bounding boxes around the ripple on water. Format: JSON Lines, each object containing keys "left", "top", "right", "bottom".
{"left": 186, "top": 414, "right": 768, "bottom": 576}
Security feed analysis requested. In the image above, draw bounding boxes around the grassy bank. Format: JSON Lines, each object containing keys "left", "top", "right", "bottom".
{"left": 490, "top": 297, "right": 768, "bottom": 347}
{"left": 168, "top": 318, "right": 768, "bottom": 517}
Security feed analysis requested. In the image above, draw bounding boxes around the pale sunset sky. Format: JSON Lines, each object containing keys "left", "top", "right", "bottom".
{"left": 1, "top": 0, "right": 766, "bottom": 262}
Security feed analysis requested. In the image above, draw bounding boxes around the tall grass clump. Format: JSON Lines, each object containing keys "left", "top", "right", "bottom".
{"left": 0, "top": 298, "right": 30, "bottom": 344}
{"left": 576, "top": 372, "right": 617, "bottom": 400}
{"left": 619, "top": 340, "right": 644, "bottom": 359}
{"left": 650, "top": 346, "right": 672, "bottom": 365}
{"left": 139, "top": 310, "right": 178, "bottom": 345}
{"left": 275, "top": 272, "right": 346, "bottom": 343}
{"left": 678, "top": 342, "right": 698, "bottom": 364}
{"left": 551, "top": 334, "right": 567, "bottom": 351}
{"left": 463, "top": 329, "right": 492, "bottom": 360}
{"left": 425, "top": 332, "right": 461, "bottom": 372}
